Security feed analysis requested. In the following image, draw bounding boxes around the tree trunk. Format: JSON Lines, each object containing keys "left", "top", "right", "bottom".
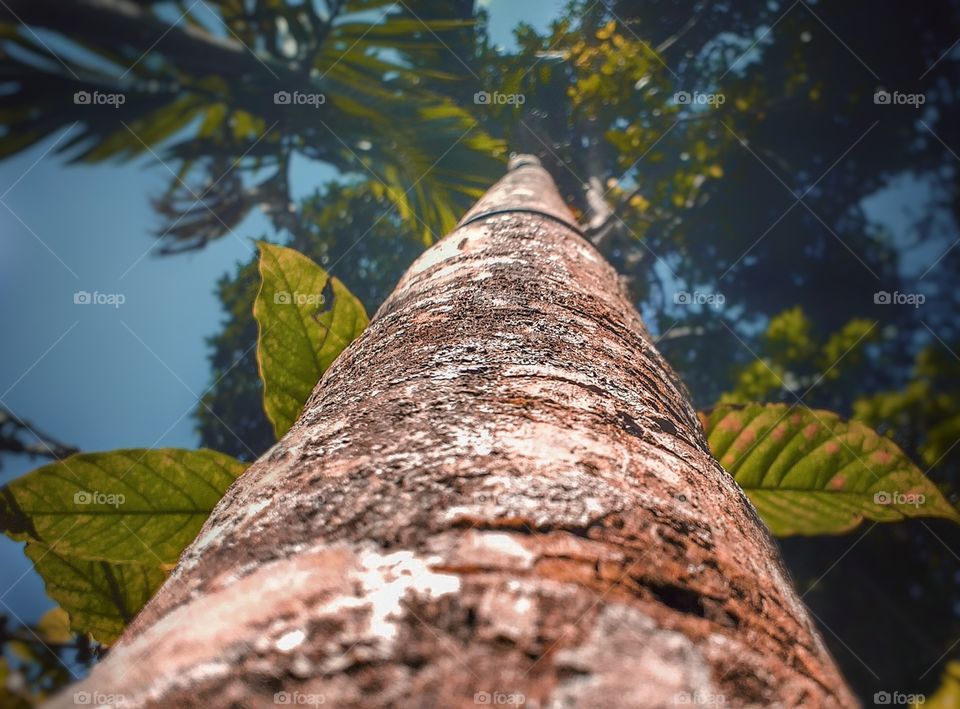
{"left": 53, "top": 157, "right": 856, "bottom": 708}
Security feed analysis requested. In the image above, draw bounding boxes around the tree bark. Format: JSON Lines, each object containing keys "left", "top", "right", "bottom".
{"left": 53, "top": 157, "right": 856, "bottom": 708}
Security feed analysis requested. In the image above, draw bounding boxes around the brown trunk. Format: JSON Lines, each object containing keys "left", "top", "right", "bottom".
{"left": 53, "top": 157, "right": 857, "bottom": 708}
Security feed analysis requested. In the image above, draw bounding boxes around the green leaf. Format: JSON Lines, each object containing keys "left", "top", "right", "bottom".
{"left": 254, "top": 242, "right": 368, "bottom": 438}
{"left": 702, "top": 403, "right": 960, "bottom": 536}
{"left": 0, "top": 448, "right": 246, "bottom": 564}
{"left": 25, "top": 543, "right": 167, "bottom": 644}
{"left": 0, "top": 449, "right": 245, "bottom": 643}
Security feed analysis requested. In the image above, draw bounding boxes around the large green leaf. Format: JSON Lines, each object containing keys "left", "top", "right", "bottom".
{"left": 254, "top": 242, "right": 368, "bottom": 438}
{"left": 0, "top": 448, "right": 246, "bottom": 643}
{"left": 702, "top": 404, "right": 960, "bottom": 535}
{"left": 0, "top": 448, "right": 246, "bottom": 563}
{"left": 24, "top": 543, "right": 167, "bottom": 644}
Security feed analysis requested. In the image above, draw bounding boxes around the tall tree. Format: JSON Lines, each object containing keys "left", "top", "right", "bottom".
{"left": 52, "top": 158, "right": 855, "bottom": 707}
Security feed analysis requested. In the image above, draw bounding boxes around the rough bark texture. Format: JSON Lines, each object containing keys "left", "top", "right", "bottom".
{"left": 54, "top": 157, "right": 857, "bottom": 708}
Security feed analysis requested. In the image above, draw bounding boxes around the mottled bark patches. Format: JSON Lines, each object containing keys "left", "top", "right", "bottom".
{"left": 54, "top": 158, "right": 857, "bottom": 708}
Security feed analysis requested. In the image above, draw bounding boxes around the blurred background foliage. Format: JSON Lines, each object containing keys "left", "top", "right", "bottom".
{"left": 2, "top": 0, "right": 960, "bottom": 702}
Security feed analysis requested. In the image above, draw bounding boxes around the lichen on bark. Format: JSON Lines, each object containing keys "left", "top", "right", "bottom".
{"left": 53, "top": 156, "right": 857, "bottom": 708}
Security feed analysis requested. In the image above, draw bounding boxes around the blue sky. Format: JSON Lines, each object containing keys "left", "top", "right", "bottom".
{"left": 0, "top": 0, "right": 560, "bottom": 627}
